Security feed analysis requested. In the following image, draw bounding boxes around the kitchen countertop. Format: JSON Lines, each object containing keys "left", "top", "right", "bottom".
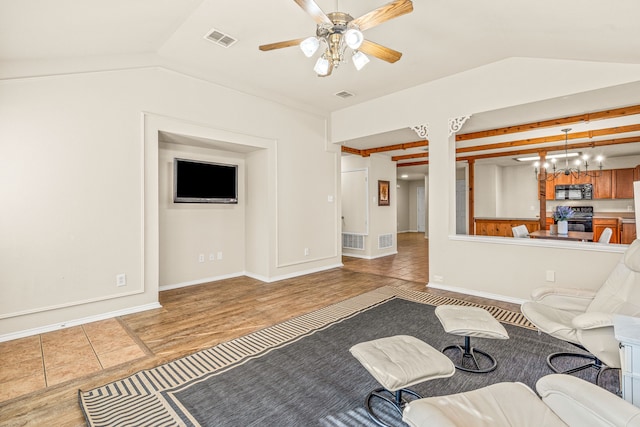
{"left": 474, "top": 217, "right": 539, "bottom": 221}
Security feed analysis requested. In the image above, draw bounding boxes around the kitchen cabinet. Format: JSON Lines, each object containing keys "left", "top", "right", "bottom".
{"left": 622, "top": 221, "right": 637, "bottom": 244}
{"left": 593, "top": 217, "right": 621, "bottom": 243}
{"left": 541, "top": 171, "right": 594, "bottom": 200}
{"left": 474, "top": 218, "right": 541, "bottom": 237}
{"left": 540, "top": 168, "right": 635, "bottom": 200}
{"left": 593, "top": 170, "right": 612, "bottom": 199}
{"left": 613, "top": 168, "right": 635, "bottom": 199}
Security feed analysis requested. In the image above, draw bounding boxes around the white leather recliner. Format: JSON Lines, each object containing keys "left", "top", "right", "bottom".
{"left": 521, "top": 239, "right": 640, "bottom": 377}
{"left": 402, "top": 374, "right": 640, "bottom": 427}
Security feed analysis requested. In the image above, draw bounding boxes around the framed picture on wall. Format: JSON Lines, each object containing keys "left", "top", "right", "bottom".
{"left": 378, "top": 180, "right": 390, "bottom": 206}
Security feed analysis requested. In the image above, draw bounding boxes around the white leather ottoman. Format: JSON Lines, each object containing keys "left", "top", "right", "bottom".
{"left": 435, "top": 305, "right": 509, "bottom": 373}
{"left": 350, "top": 335, "right": 455, "bottom": 427}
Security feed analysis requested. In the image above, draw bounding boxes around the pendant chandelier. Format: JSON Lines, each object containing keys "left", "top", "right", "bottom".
{"left": 534, "top": 128, "right": 604, "bottom": 181}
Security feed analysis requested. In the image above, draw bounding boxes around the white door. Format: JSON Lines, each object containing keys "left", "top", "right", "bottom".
{"left": 341, "top": 169, "right": 368, "bottom": 235}
{"left": 417, "top": 186, "right": 425, "bottom": 232}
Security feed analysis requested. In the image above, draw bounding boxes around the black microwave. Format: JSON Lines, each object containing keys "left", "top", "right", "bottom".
{"left": 554, "top": 184, "right": 592, "bottom": 200}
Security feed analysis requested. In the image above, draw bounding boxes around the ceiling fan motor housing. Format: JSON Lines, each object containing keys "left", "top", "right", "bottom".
{"left": 316, "top": 12, "right": 357, "bottom": 66}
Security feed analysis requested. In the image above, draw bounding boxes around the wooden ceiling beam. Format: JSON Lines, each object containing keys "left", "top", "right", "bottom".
{"left": 456, "top": 135, "right": 640, "bottom": 163}
{"left": 456, "top": 104, "right": 640, "bottom": 142}
{"left": 341, "top": 140, "right": 428, "bottom": 157}
{"left": 392, "top": 152, "right": 428, "bottom": 161}
{"left": 455, "top": 123, "right": 640, "bottom": 154}
{"left": 341, "top": 146, "right": 362, "bottom": 155}
{"left": 395, "top": 135, "right": 640, "bottom": 167}
{"left": 398, "top": 160, "right": 429, "bottom": 167}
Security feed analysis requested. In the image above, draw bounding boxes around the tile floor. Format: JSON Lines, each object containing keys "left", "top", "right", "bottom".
{"left": 342, "top": 232, "right": 429, "bottom": 283}
{"left": 0, "top": 318, "right": 147, "bottom": 402}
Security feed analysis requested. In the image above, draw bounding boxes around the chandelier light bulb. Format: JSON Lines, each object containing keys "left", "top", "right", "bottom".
{"left": 344, "top": 29, "right": 364, "bottom": 49}
{"left": 300, "top": 37, "right": 320, "bottom": 57}
{"left": 313, "top": 56, "right": 330, "bottom": 76}
{"left": 352, "top": 51, "right": 370, "bottom": 70}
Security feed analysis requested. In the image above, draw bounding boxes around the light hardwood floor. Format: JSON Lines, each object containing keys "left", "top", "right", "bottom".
{"left": 0, "top": 232, "right": 518, "bottom": 426}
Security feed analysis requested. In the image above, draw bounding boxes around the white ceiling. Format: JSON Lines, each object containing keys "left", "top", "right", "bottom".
{"left": 3, "top": 0, "right": 640, "bottom": 180}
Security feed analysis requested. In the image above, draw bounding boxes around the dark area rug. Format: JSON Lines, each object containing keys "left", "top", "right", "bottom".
{"left": 80, "top": 288, "right": 618, "bottom": 427}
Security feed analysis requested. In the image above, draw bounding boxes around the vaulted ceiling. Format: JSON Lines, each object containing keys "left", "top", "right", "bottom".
{"left": 2, "top": 0, "right": 640, "bottom": 179}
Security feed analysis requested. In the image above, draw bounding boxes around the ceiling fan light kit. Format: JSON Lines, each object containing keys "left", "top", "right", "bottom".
{"left": 300, "top": 36, "right": 320, "bottom": 57}
{"left": 259, "top": 0, "right": 413, "bottom": 77}
{"left": 352, "top": 50, "right": 370, "bottom": 70}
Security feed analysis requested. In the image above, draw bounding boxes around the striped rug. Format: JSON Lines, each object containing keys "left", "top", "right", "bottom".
{"left": 79, "top": 286, "right": 530, "bottom": 426}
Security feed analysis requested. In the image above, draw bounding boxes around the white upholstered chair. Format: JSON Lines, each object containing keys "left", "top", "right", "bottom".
{"left": 512, "top": 225, "right": 530, "bottom": 238}
{"left": 403, "top": 374, "right": 640, "bottom": 427}
{"left": 599, "top": 227, "right": 613, "bottom": 243}
{"left": 521, "top": 239, "right": 640, "bottom": 380}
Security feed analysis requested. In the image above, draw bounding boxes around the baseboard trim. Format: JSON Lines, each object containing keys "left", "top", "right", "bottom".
{"left": 342, "top": 251, "right": 398, "bottom": 260}
{"left": 159, "top": 273, "right": 245, "bottom": 291}
{"left": 0, "top": 302, "right": 162, "bottom": 343}
{"left": 245, "top": 263, "right": 344, "bottom": 283}
{"left": 160, "top": 264, "right": 344, "bottom": 290}
{"left": 427, "top": 282, "right": 526, "bottom": 305}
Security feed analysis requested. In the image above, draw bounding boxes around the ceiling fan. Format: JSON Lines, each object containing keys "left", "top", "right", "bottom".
{"left": 259, "top": 0, "right": 414, "bottom": 77}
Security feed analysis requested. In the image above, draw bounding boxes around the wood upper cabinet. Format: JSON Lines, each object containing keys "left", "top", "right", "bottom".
{"left": 539, "top": 166, "right": 637, "bottom": 200}
{"left": 613, "top": 168, "right": 635, "bottom": 199}
{"left": 593, "top": 169, "right": 612, "bottom": 199}
{"left": 545, "top": 179, "right": 555, "bottom": 200}
{"left": 573, "top": 171, "right": 592, "bottom": 185}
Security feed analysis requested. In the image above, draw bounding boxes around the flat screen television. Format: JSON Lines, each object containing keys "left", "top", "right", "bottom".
{"left": 173, "top": 158, "right": 238, "bottom": 204}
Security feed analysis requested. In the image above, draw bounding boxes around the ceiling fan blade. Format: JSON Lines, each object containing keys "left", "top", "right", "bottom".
{"left": 259, "top": 38, "right": 306, "bottom": 51}
{"left": 351, "top": 0, "right": 414, "bottom": 31}
{"left": 359, "top": 40, "right": 402, "bottom": 63}
{"left": 293, "top": 0, "right": 332, "bottom": 25}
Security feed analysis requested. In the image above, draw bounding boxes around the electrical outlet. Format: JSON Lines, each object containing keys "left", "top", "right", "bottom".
{"left": 217, "top": 251, "right": 223, "bottom": 260}
{"left": 433, "top": 275, "right": 444, "bottom": 283}
{"left": 209, "top": 253, "right": 215, "bottom": 261}
{"left": 198, "top": 254, "right": 205, "bottom": 263}
{"left": 304, "top": 248, "right": 310, "bottom": 256}
{"left": 116, "top": 273, "right": 127, "bottom": 287}
{"left": 546, "top": 270, "right": 556, "bottom": 282}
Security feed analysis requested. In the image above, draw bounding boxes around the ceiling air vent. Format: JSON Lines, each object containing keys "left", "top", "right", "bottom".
{"left": 204, "top": 28, "right": 237, "bottom": 48}
{"left": 335, "top": 90, "right": 355, "bottom": 99}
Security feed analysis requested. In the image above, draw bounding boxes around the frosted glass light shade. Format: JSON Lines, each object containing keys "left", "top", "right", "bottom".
{"left": 352, "top": 51, "right": 370, "bottom": 70}
{"left": 314, "top": 57, "right": 330, "bottom": 75}
{"left": 300, "top": 37, "right": 320, "bottom": 57}
{"left": 344, "top": 29, "right": 364, "bottom": 49}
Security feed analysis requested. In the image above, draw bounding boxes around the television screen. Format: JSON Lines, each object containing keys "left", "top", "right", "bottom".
{"left": 173, "top": 158, "right": 238, "bottom": 204}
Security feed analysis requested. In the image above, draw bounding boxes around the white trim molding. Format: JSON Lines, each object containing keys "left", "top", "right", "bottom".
{"left": 448, "top": 115, "right": 472, "bottom": 136}
{"left": 410, "top": 123, "right": 429, "bottom": 139}
{"left": 0, "top": 302, "right": 162, "bottom": 343}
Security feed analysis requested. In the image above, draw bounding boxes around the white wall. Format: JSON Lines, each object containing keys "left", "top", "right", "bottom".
{"left": 158, "top": 143, "right": 246, "bottom": 287}
{"left": 0, "top": 66, "right": 340, "bottom": 339}
{"left": 332, "top": 57, "right": 640, "bottom": 302}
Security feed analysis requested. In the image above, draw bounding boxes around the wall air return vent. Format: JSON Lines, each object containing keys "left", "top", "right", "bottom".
{"left": 378, "top": 233, "right": 393, "bottom": 249}
{"left": 342, "top": 233, "right": 365, "bottom": 250}
{"left": 204, "top": 28, "right": 238, "bottom": 48}
{"left": 335, "top": 90, "right": 355, "bottom": 99}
